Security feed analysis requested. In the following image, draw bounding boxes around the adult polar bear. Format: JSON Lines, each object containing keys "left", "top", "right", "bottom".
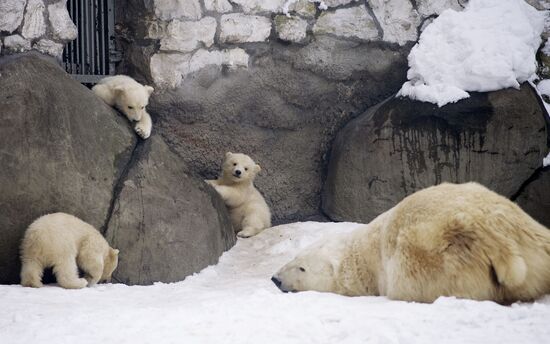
{"left": 272, "top": 183, "right": 550, "bottom": 303}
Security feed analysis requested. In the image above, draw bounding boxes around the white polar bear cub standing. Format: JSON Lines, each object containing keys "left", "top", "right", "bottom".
{"left": 92, "top": 75, "right": 154, "bottom": 139}
{"left": 207, "top": 152, "right": 271, "bottom": 238}
{"left": 20, "top": 213, "right": 119, "bottom": 289}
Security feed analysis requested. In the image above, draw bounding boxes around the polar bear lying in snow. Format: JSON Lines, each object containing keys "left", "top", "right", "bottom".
{"left": 92, "top": 75, "right": 154, "bottom": 139}
{"left": 20, "top": 213, "right": 119, "bottom": 289}
{"left": 272, "top": 182, "right": 550, "bottom": 304}
{"left": 206, "top": 152, "right": 271, "bottom": 238}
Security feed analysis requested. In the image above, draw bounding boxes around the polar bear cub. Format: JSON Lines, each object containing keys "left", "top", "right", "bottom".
{"left": 92, "top": 75, "right": 154, "bottom": 139}
{"left": 207, "top": 152, "right": 271, "bottom": 238}
{"left": 272, "top": 182, "right": 550, "bottom": 304}
{"left": 20, "top": 213, "right": 119, "bottom": 289}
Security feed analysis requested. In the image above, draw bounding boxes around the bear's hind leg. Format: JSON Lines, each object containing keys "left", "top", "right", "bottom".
{"left": 238, "top": 215, "right": 265, "bottom": 238}
{"left": 78, "top": 254, "right": 104, "bottom": 286}
{"left": 20, "top": 259, "right": 44, "bottom": 288}
{"left": 53, "top": 259, "right": 87, "bottom": 289}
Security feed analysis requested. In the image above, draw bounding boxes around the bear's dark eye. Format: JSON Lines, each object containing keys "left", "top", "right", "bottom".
{"left": 245, "top": 168, "right": 248, "bottom": 171}
{"left": 233, "top": 163, "right": 237, "bottom": 166}
{"left": 128, "top": 106, "right": 134, "bottom": 109}
{"left": 141, "top": 106, "right": 145, "bottom": 109}
{"left": 299, "top": 267, "right": 306, "bottom": 272}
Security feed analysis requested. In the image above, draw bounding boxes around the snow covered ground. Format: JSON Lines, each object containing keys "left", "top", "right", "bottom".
{"left": 398, "top": 0, "right": 547, "bottom": 107}
{"left": 1, "top": 222, "right": 549, "bottom": 344}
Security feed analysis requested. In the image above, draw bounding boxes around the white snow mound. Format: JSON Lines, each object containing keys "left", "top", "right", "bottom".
{"left": 1, "top": 221, "right": 550, "bottom": 343}
{"left": 398, "top": 0, "right": 547, "bottom": 107}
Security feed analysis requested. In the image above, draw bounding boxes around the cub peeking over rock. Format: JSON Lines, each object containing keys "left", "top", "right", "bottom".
{"left": 206, "top": 152, "right": 271, "bottom": 238}
{"left": 92, "top": 75, "right": 154, "bottom": 139}
{"left": 20, "top": 213, "right": 119, "bottom": 289}
{"left": 272, "top": 182, "right": 550, "bottom": 304}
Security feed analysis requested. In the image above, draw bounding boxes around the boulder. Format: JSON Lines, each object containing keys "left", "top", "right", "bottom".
{"left": 515, "top": 168, "right": 550, "bottom": 229}
{"left": 0, "top": 53, "right": 137, "bottom": 284}
{"left": 0, "top": 53, "right": 235, "bottom": 286}
{"left": 105, "top": 135, "right": 235, "bottom": 285}
{"left": 149, "top": 40, "right": 409, "bottom": 224}
{"left": 323, "top": 85, "right": 548, "bottom": 223}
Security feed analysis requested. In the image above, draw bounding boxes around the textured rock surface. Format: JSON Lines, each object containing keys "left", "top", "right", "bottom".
{"left": 33, "top": 39, "right": 64, "bottom": 57}
{"left": 275, "top": 15, "right": 308, "bottom": 43}
{"left": 204, "top": 0, "right": 233, "bottom": 13}
{"left": 3, "top": 35, "right": 31, "bottom": 53}
{"left": 48, "top": 0, "right": 77, "bottom": 41}
{"left": 0, "top": 0, "right": 26, "bottom": 32}
{"left": 515, "top": 168, "right": 550, "bottom": 229}
{"left": 152, "top": 0, "right": 202, "bottom": 20}
{"left": 219, "top": 14, "right": 272, "bottom": 43}
{"left": 313, "top": 5, "right": 378, "bottom": 41}
{"left": 21, "top": 0, "right": 46, "bottom": 40}
{"left": 369, "top": 0, "right": 420, "bottom": 45}
{"left": 0, "top": 53, "right": 136, "bottom": 284}
{"left": 323, "top": 85, "right": 548, "bottom": 223}
{"left": 231, "top": 0, "right": 285, "bottom": 13}
{"left": 150, "top": 52, "right": 190, "bottom": 88}
{"left": 416, "top": 0, "right": 464, "bottom": 17}
{"left": 105, "top": 136, "right": 235, "bottom": 285}
{"left": 160, "top": 17, "right": 217, "bottom": 53}
{"left": 149, "top": 41, "right": 409, "bottom": 224}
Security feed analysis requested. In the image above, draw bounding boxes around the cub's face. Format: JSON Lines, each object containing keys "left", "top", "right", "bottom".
{"left": 222, "top": 152, "right": 261, "bottom": 183}
{"left": 272, "top": 244, "right": 338, "bottom": 293}
{"left": 101, "top": 248, "right": 119, "bottom": 283}
{"left": 116, "top": 85, "right": 154, "bottom": 122}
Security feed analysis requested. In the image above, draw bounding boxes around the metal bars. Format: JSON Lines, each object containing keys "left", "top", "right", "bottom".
{"left": 62, "top": 0, "right": 115, "bottom": 83}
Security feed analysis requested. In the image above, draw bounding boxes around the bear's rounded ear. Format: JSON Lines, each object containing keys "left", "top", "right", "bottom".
{"left": 113, "top": 85, "right": 125, "bottom": 95}
{"left": 255, "top": 164, "right": 261, "bottom": 173}
{"left": 111, "top": 248, "right": 120, "bottom": 256}
{"left": 225, "top": 152, "right": 233, "bottom": 159}
{"left": 145, "top": 85, "right": 154, "bottom": 96}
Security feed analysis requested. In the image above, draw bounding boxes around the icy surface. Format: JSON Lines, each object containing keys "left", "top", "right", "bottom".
{"left": 398, "top": 0, "right": 546, "bottom": 107}
{"left": 1, "top": 221, "right": 550, "bottom": 343}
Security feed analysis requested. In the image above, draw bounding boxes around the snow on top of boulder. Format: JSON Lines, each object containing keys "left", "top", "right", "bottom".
{"left": 398, "top": 0, "right": 547, "bottom": 107}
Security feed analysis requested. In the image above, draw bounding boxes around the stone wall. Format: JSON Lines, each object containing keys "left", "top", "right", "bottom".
{"left": 113, "top": 0, "right": 475, "bottom": 224}
{"left": 117, "top": 0, "right": 470, "bottom": 89}
{"left": 0, "top": 0, "right": 76, "bottom": 58}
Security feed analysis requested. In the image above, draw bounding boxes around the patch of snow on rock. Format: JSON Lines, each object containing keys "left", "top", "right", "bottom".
{"left": 398, "top": 0, "right": 546, "bottom": 107}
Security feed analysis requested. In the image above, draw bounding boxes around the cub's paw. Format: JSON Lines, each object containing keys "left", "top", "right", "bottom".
{"left": 134, "top": 122, "right": 151, "bottom": 139}
{"left": 237, "top": 230, "right": 256, "bottom": 238}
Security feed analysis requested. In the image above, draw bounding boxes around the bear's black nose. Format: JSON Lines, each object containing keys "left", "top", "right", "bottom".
{"left": 235, "top": 170, "right": 242, "bottom": 176}
{"left": 271, "top": 276, "right": 282, "bottom": 288}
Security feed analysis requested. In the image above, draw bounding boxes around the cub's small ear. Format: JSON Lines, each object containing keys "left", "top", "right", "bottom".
{"left": 255, "top": 164, "right": 261, "bottom": 173}
{"left": 225, "top": 152, "right": 233, "bottom": 159}
{"left": 111, "top": 248, "right": 120, "bottom": 255}
{"left": 113, "top": 85, "right": 125, "bottom": 95}
{"left": 145, "top": 85, "right": 154, "bottom": 96}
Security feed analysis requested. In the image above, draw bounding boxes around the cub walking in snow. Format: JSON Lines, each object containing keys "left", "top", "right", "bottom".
{"left": 92, "top": 75, "right": 154, "bottom": 139}
{"left": 207, "top": 152, "right": 271, "bottom": 238}
{"left": 20, "top": 213, "right": 119, "bottom": 289}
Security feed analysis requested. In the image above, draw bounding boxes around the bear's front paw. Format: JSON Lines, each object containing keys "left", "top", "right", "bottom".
{"left": 237, "top": 229, "right": 257, "bottom": 238}
{"left": 135, "top": 122, "right": 151, "bottom": 139}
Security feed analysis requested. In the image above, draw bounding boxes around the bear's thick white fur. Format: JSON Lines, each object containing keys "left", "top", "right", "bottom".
{"left": 92, "top": 75, "right": 154, "bottom": 139}
{"left": 207, "top": 152, "right": 271, "bottom": 238}
{"left": 273, "top": 182, "right": 550, "bottom": 303}
{"left": 20, "top": 213, "right": 119, "bottom": 289}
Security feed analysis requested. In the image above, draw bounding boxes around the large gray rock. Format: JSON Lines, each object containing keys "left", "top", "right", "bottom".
{"left": 149, "top": 41, "right": 409, "bottom": 224}
{"left": 0, "top": 53, "right": 137, "bottom": 284}
{"left": 515, "top": 168, "right": 550, "bottom": 229}
{"left": 323, "top": 85, "right": 548, "bottom": 223}
{"left": 105, "top": 135, "right": 235, "bottom": 285}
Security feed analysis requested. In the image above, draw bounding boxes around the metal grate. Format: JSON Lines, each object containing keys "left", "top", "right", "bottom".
{"left": 62, "top": 0, "right": 117, "bottom": 83}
